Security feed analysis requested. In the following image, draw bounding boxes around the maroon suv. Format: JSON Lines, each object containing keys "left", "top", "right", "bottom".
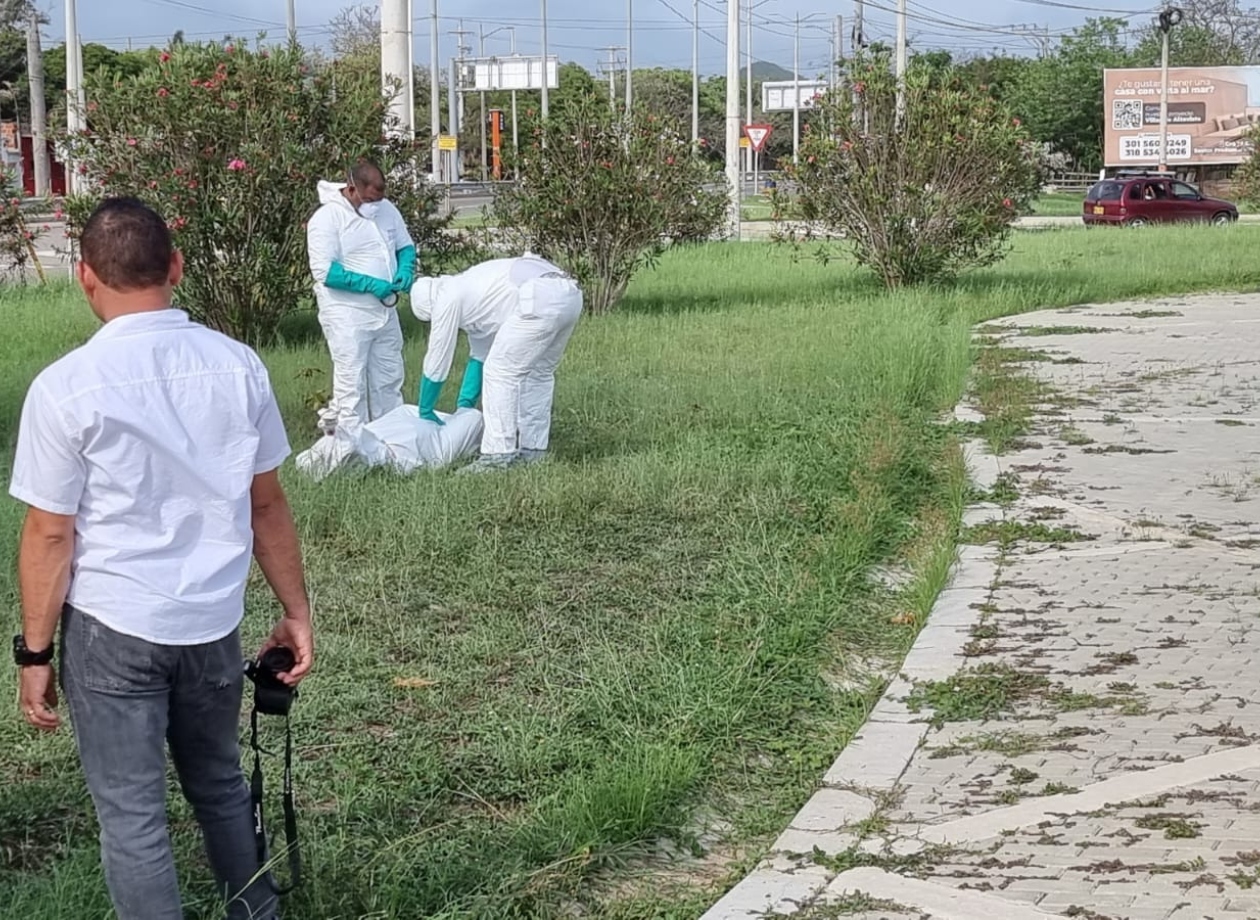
{"left": 1083, "top": 174, "right": 1238, "bottom": 227}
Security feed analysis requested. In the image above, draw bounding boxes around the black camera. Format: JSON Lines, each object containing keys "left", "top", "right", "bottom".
{"left": 245, "top": 646, "right": 298, "bottom": 717}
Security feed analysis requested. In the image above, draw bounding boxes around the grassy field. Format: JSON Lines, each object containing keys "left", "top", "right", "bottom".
{"left": 3, "top": 226, "right": 1260, "bottom": 919}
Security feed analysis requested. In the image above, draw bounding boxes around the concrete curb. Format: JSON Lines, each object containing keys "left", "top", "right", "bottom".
{"left": 700, "top": 424, "right": 1006, "bottom": 918}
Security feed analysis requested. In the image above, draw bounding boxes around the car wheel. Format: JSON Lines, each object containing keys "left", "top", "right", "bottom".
{"left": 1127, "top": 217, "right": 1148, "bottom": 228}
{"left": 1212, "top": 211, "right": 1235, "bottom": 225}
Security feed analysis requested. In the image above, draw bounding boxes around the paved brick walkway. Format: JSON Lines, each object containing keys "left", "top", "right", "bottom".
{"left": 704, "top": 293, "right": 1260, "bottom": 920}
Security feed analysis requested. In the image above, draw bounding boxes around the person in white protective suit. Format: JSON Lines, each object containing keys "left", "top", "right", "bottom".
{"left": 306, "top": 159, "right": 418, "bottom": 435}
{"left": 410, "top": 253, "right": 584, "bottom": 472}
{"left": 295, "top": 405, "right": 484, "bottom": 481}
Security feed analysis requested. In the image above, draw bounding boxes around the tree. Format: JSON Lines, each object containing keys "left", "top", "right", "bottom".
{"left": 328, "top": 3, "right": 379, "bottom": 61}
{"left": 60, "top": 39, "right": 460, "bottom": 344}
{"left": 1007, "top": 18, "right": 1134, "bottom": 169}
{"left": 492, "top": 98, "right": 726, "bottom": 313}
{"left": 1133, "top": 0, "right": 1260, "bottom": 66}
{"left": 779, "top": 54, "right": 1042, "bottom": 288}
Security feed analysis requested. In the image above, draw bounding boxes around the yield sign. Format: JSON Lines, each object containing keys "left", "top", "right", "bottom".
{"left": 744, "top": 123, "right": 773, "bottom": 153}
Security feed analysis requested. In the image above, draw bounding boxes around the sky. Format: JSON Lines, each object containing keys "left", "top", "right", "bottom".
{"left": 52, "top": 0, "right": 1164, "bottom": 77}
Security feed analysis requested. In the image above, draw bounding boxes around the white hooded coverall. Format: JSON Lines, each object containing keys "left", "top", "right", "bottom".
{"left": 306, "top": 180, "right": 414, "bottom": 433}
{"left": 414, "top": 255, "right": 583, "bottom": 456}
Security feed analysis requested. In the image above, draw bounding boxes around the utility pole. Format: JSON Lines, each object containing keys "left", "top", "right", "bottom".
{"left": 286, "top": 0, "right": 296, "bottom": 44}
{"left": 27, "top": 9, "right": 49, "bottom": 198}
{"left": 692, "top": 0, "right": 699, "bottom": 145}
{"left": 832, "top": 15, "right": 843, "bottom": 91}
{"left": 380, "top": 0, "right": 415, "bottom": 139}
{"left": 478, "top": 25, "right": 487, "bottom": 181}
{"left": 895, "top": 0, "right": 906, "bottom": 125}
{"left": 430, "top": 0, "right": 441, "bottom": 180}
{"left": 1157, "top": 9, "right": 1184, "bottom": 173}
{"left": 599, "top": 46, "right": 622, "bottom": 106}
{"left": 793, "top": 14, "right": 800, "bottom": 165}
{"left": 448, "top": 57, "right": 460, "bottom": 180}
{"left": 745, "top": 0, "right": 754, "bottom": 184}
{"left": 852, "top": 0, "right": 864, "bottom": 129}
{"left": 541, "top": 0, "right": 550, "bottom": 118}
{"left": 451, "top": 20, "right": 473, "bottom": 172}
{"left": 509, "top": 28, "right": 519, "bottom": 175}
{"left": 64, "top": 0, "right": 83, "bottom": 194}
{"left": 625, "top": 0, "right": 633, "bottom": 115}
{"left": 725, "top": 0, "right": 741, "bottom": 239}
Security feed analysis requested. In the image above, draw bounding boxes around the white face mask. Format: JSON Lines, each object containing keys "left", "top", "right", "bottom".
{"left": 357, "top": 201, "right": 381, "bottom": 220}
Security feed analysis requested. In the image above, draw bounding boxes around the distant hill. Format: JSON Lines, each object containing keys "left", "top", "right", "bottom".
{"left": 751, "top": 61, "right": 793, "bottom": 82}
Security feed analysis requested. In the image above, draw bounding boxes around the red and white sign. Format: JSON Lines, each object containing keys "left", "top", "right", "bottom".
{"left": 743, "top": 124, "right": 774, "bottom": 153}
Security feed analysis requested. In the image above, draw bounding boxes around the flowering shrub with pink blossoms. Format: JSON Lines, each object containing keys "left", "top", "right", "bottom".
{"left": 59, "top": 39, "right": 457, "bottom": 343}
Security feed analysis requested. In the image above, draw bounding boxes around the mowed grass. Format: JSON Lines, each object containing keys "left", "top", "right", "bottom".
{"left": 2, "top": 225, "right": 1260, "bottom": 919}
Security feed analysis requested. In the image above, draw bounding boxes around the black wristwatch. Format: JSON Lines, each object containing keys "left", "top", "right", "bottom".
{"left": 13, "top": 635, "right": 54, "bottom": 667}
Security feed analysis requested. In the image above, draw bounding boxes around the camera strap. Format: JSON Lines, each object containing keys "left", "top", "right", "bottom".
{"left": 250, "top": 708, "right": 302, "bottom": 894}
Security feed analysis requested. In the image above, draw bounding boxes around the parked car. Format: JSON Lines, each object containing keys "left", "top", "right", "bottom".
{"left": 1082, "top": 172, "right": 1238, "bottom": 227}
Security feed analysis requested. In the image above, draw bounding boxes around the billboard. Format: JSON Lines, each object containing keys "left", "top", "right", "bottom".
{"left": 762, "top": 80, "right": 829, "bottom": 112}
{"left": 1104, "top": 66, "right": 1260, "bottom": 166}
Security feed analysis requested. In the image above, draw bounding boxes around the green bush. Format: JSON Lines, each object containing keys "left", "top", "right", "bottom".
{"left": 777, "top": 54, "right": 1043, "bottom": 288}
{"left": 492, "top": 98, "right": 727, "bottom": 314}
{"left": 59, "top": 39, "right": 464, "bottom": 344}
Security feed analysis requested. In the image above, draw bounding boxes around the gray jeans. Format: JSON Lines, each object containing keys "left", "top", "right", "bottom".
{"left": 61, "top": 606, "right": 278, "bottom": 920}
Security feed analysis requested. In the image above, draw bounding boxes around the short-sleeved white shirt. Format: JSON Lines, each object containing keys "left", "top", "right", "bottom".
{"left": 9, "top": 308, "right": 291, "bottom": 645}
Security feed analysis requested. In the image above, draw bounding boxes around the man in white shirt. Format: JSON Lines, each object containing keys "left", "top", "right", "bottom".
{"left": 306, "top": 159, "right": 417, "bottom": 435}
{"left": 410, "top": 253, "right": 584, "bottom": 472}
{"left": 10, "top": 198, "right": 314, "bottom": 920}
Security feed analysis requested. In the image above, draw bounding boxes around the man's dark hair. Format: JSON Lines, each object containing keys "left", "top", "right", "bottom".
{"left": 80, "top": 197, "right": 174, "bottom": 291}
{"left": 350, "top": 158, "right": 385, "bottom": 192}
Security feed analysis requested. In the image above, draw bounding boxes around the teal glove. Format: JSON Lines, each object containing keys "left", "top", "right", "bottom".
{"left": 392, "top": 245, "right": 417, "bottom": 292}
{"left": 457, "top": 358, "right": 484, "bottom": 409}
{"left": 418, "top": 375, "right": 445, "bottom": 426}
{"left": 326, "top": 262, "right": 394, "bottom": 302}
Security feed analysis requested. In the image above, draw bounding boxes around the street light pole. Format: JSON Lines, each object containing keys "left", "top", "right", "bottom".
{"left": 1158, "top": 8, "right": 1184, "bottom": 173}
{"left": 286, "top": 0, "right": 296, "bottom": 44}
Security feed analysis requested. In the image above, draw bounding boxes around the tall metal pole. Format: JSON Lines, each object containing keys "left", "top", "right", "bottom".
{"left": 852, "top": 0, "right": 864, "bottom": 128}
{"left": 479, "top": 26, "right": 487, "bottom": 181}
{"left": 510, "top": 28, "right": 518, "bottom": 175}
{"left": 540, "top": 0, "right": 550, "bottom": 118}
{"left": 430, "top": 0, "right": 441, "bottom": 180}
{"left": 286, "top": 0, "right": 296, "bottom": 44}
{"left": 895, "top": 0, "right": 906, "bottom": 125}
{"left": 832, "top": 15, "right": 843, "bottom": 91}
{"left": 1159, "top": 27, "right": 1170, "bottom": 172}
{"left": 793, "top": 14, "right": 800, "bottom": 166}
{"left": 745, "top": 0, "right": 752, "bottom": 181}
{"left": 27, "top": 10, "right": 49, "bottom": 198}
{"left": 448, "top": 57, "right": 460, "bottom": 181}
{"left": 725, "top": 0, "right": 741, "bottom": 239}
{"left": 64, "top": 0, "right": 81, "bottom": 194}
{"left": 625, "top": 0, "right": 633, "bottom": 114}
{"left": 692, "top": 0, "right": 699, "bottom": 145}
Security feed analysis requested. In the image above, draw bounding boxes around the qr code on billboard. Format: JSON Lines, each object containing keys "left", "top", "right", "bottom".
{"left": 1113, "top": 99, "right": 1144, "bottom": 130}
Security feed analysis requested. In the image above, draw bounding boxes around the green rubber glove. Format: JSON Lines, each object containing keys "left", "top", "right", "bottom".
{"left": 368, "top": 277, "right": 395, "bottom": 302}
{"left": 392, "top": 245, "right": 417, "bottom": 292}
{"left": 457, "top": 358, "right": 484, "bottom": 409}
{"left": 418, "top": 375, "right": 445, "bottom": 426}
{"left": 326, "top": 261, "right": 387, "bottom": 296}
